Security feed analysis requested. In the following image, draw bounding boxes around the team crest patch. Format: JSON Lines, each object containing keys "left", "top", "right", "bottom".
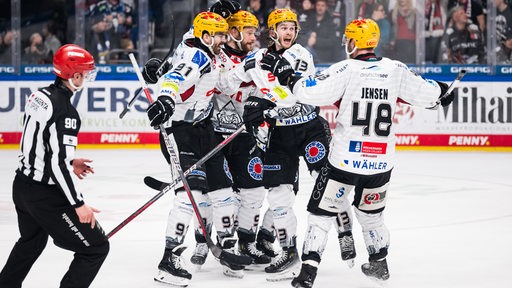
{"left": 305, "top": 141, "right": 326, "bottom": 163}
{"left": 224, "top": 159, "right": 233, "bottom": 181}
{"left": 247, "top": 157, "right": 263, "bottom": 181}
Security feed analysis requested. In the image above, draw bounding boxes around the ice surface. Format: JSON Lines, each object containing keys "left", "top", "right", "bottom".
{"left": 1, "top": 149, "right": 511, "bottom": 288}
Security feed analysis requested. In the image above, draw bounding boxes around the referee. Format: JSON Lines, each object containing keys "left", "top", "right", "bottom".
{"left": 0, "top": 44, "right": 109, "bottom": 288}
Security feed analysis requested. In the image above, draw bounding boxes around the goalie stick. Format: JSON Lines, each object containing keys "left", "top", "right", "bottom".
{"left": 428, "top": 69, "right": 467, "bottom": 110}
{"left": 109, "top": 53, "right": 252, "bottom": 266}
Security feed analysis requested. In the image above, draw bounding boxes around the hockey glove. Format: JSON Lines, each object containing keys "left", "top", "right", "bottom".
{"left": 436, "top": 80, "right": 455, "bottom": 107}
{"left": 146, "top": 96, "right": 175, "bottom": 127}
{"left": 142, "top": 58, "right": 170, "bottom": 84}
{"left": 243, "top": 96, "right": 276, "bottom": 132}
{"left": 260, "top": 52, "right": 298, "bottom": 87}
{"left": 209, "top": 0, "right": 241, "bottom": 19}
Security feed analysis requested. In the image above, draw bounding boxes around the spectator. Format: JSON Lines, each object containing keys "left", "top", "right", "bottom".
{"left": 88, "top": 15, "right": 112, "bottom": 64}
{"left": 43, "top": 22, "right": 62, "bottom": 58}
{"left": 358, "top": 0, "right": 377, "bottom": 19}
{"left": 0, "top": 30, "right": 13, "bottom": 64}
{"left": 300, "top": 0, "right": 342, "bottom": 63}
{"left": 297, "top": 0, "right": 315, "bottom": 29}
{"left": 23, "top": 32, "right": 49, "bottom": 64}
{"left": 389, "top": 0, "right": 417, "bottom": 63}
{"left": 497, "top": 28, "right": 512, "bottom": 63}
{"left": 449, "top": 0, "right": 486, "bottom": 34}
{"left": 441, "top": 5, "right": 485, "bottom": 64}
{"left": 425, "top": 0, "right": 448, "bottom": 63}
{"left": 372, "top": 3, "right": 393, "bottom": 57}
{"left": 495, "top": 0, "right": 512, "bottom": 49}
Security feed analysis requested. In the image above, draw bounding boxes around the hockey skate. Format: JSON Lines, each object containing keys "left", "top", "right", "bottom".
{"left": 239, "top": 240, "right": 271, "bottom": 265}
{"left": 338, "top": 231, "right": 356, "bottom": 268}
{"left": 218, "top": 237, "right": 245, "bottom": 278}
{"left": 154, "top": 246, "right": 192, "bottom": 287}
{"left": 190, "top": 242, "right": 209, "bottom": 269}
{"left": 256, "top": 229, "right": 279, "bottom": 257}
{"left": 265, "top": 245, "right": 301, "bottom": 282}
{"left": 291, "top": 262, "right": 318, "bottom": 288}
{"left": 361, "top": 258, "right": 390, "bottom": 281}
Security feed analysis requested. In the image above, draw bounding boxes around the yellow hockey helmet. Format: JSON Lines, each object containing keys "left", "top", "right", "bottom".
{"left": 227, "top": 10, "right": 259, "bottom": 31}
{"left": 267, "top": 8, "right": 300, "bottom": 31}
{"left": 344, "top": 18, "right": 380, "bottom": 49}
{"left": 193, "top": 11, "right": 229, "bottom": 38}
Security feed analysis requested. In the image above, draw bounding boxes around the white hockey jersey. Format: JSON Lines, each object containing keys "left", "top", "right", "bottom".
{"left": 291, "top": 57, "right": 442, "bottom": 175}
{"left": 158, "top": 40, "right": 219, "bottom": 123}
{"left": 218, "top": 44, "right": 319, "bottom": 124}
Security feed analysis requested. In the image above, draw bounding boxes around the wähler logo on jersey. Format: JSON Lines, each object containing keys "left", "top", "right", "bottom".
{"left": 305, "top": 141, "right": 326, "bottom": 163}
{"left": 247, "top": 157, "right": 263, "bottom": 181}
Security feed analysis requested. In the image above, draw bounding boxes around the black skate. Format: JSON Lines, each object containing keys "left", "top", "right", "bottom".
{"left": 291, "top": 262, "right": 318, "bottom": 288}
{"left": 219, "top": 237, "right": 245, "bottom": 278}
{"left": 265, "top": 245, "right": 300, "bottom": 282}
{"left": 239, "top": 240, "right": 271, "bottom": 265}
{"left": 256, "top": 229, "right": 279, "bottom": 257}
{"left": 338, "top": 231, "right": 356, "bottom": 268}
{"left": 154, "top": 246, "right": 192, "bottom": 287}
{"left": 361, "top": 258, "right": 390, "bottom": 281}
{"left": 190, "top": 242, "right": 209, "bottom": 267}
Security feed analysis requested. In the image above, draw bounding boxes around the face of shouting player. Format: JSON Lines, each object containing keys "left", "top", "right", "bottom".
{"left": 204, "top": 32, "right": 228, "bottom": 55}
{"left": 273, "top": 21, "right": 297, "bottom": 49}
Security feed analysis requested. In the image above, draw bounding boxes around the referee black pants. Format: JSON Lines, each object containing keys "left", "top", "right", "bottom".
{"left": 0, "top": 174, "right": 109, "bottom": 288}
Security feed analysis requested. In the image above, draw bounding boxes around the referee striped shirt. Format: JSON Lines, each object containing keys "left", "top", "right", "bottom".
{"left": 17, "top": 79, "right": 84, "bottom": 207}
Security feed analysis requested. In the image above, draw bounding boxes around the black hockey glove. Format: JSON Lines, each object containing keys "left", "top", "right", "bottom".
{"left": 436, "top": 80, "right": 455, "bottom": 107}
{"left": 209, "top": 0, "right": 241, "bottom": 19}
{"left": 146, "top": 96, "right": 175, "bottom": 127}
{"left": 260, "top": 52, "right": 297, "bottom": 87}
{"left": 142, "top": 58, "right": 170, "bottom": 84}
{"left": 243, "top": 96, "right": 276, "bottom": 132}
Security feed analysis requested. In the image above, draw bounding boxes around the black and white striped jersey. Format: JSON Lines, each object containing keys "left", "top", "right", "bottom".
{"left": 17, "top": 79, "right": 84, "bottom": 207}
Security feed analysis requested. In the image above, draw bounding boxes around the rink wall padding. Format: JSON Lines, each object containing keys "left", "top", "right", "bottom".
{"left": 1, "top": 64, "right": 511, "bottom": 151}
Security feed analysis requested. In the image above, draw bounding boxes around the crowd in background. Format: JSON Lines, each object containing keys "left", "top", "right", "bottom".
{"left": 0, "top": 0, "right": 511, "bottom": 66}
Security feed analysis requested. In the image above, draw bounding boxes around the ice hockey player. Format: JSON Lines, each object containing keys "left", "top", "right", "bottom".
{"left": 144, "top": 11, "right": 240, "bottom": 287}
{"left": 258, "top": 18, "right": 456, "bottom": 287}
{"left": 218, "top": 7, "right": 356, "bottom": 281}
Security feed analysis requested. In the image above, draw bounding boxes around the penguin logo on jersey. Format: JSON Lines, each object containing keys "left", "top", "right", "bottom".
{"left": 305, "top": 141, "right": 326, "bottom": 163}
{"left": 224, "top": 159, "right": 233, "bottom": 181}
{"left": 247, "top": 157, "right": 263, "bottom": 181}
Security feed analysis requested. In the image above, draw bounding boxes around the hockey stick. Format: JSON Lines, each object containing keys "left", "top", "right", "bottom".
{"left": 427, "top": 69, "right": 467, "bottom": 110}
{"left": 115, "top": 53, "right": 252, "bottom": 266}
{"left": 119, "top": 13, "right": 176, "bottom": 119}
{"left": 106, "top": 125, "right": 244, "bottom": 238}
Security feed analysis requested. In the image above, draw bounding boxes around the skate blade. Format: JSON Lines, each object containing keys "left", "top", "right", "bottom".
{"left": 345, "top": 259, "right": 355, "bottom": 269}
{"left": 222, "top": 268, "right": 244, "bottom": 279}
{"left": 154, "top": 270, "right": 190, "bottom": 287}
{"left": 265, "top": 263, "right": 301, "bottom": 282}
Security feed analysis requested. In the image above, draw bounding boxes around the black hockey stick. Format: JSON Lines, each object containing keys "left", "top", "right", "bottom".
{"left": 119, "top": 13, "right": 176, "bottom": 119}
{"left": 106, "top": 125, "right": 244, "bottom": 238}
{"left": 427, "top": 69, "right": 467, "bottom": 110}
{"left": 113, "top": 54, "right": 251, "bottom": 266}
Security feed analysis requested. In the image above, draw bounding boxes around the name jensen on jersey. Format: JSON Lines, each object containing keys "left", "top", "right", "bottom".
{"left": 361, "top": 88, "right": 389, "bottom": 100}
